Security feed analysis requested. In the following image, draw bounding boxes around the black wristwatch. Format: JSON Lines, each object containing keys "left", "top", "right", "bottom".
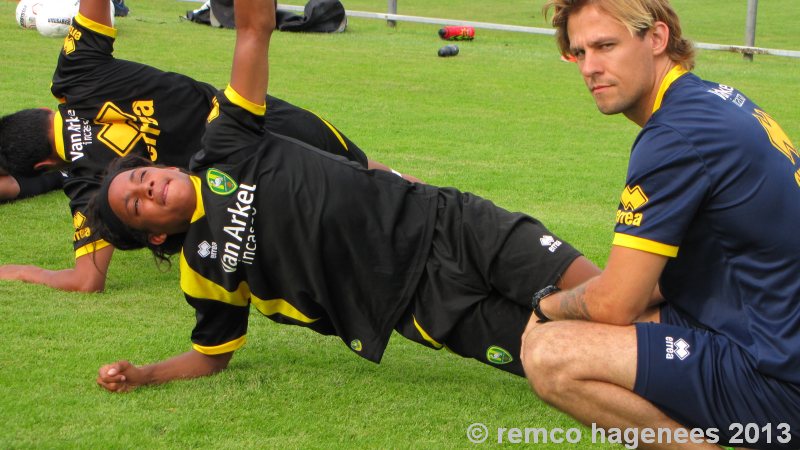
{"left": 531, "top": 285, "right": 560, "bottom": 323}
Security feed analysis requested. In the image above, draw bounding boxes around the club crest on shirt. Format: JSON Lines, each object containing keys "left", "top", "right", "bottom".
{"left": 486, "top": 345, "right": 513, "bottom": 365}
{"left": 207, "top": 168, "right": 238, "bottom": 195}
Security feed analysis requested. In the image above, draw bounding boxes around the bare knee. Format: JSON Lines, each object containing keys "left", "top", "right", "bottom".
{"left": 521, "top": 323, "right": 577, "bottom": 402}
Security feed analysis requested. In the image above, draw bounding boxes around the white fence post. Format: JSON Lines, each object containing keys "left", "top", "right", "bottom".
{"left": 744, "top": 0, "right": 758, "bottom": 61}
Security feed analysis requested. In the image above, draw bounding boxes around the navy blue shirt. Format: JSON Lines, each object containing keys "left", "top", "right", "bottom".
{"left": 613, "top": 67, "right": 800, "bottom": 384}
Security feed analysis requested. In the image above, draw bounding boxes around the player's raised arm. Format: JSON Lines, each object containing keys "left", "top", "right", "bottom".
{"left": 78, "top": 0, "right": 113, "bottom": 27}
{"left": 229, "top": 0, "right": 276, "bottom": 105}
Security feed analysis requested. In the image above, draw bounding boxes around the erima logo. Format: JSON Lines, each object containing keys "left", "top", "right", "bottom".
{"left": 197, "top": 241, "right": 217, "bottom": 259}
{"left": 665, "top": 336, "right": 690, "bottom": 360}
{"left": 64, "top": 27, "right": 82, "bottom": 55}
{"left": 72, "top": 211, "right": 91, "bottom": 242}
{"left": 207, "top": 97, "right": 220, "bottom": 123}
{"left": 616, "top": 185, "right": 648, "bottom": 227}
{"left": 350, "top": 339, "right": 363, "bottom": 352}
{"left": 486, "top": 346, "right": 513, "bottom": 365}
{"left": 620, "top": 185, "right": 648, "bottom": 210}
{"left": 207, "top": 169, "right": 238, "bottom": 195}
{"left": 540, "top": 235, "right": 562, "bottom": 253}
{"left": 94, "top": 100, "right": 161, "bottom": 160}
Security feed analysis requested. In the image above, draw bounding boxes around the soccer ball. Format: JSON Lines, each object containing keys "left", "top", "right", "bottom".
{"left": 15, "top": 0, "right": 45, "bottom": 29}
{"left": 35, "top": 0, "right": 79, "bottom": 37}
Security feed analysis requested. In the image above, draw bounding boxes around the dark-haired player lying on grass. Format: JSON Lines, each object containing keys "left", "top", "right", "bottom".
{"left": 91, "top": 0, "right": 599, "bottom": 391}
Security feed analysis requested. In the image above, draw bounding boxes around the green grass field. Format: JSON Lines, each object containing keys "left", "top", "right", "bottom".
{"left": 0, "top": 0, "right": 798, "bottom": 448}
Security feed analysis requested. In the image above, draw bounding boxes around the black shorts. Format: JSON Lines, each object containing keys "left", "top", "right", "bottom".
{"left": 395, "top": 188, "right": 581, "bottom": 376}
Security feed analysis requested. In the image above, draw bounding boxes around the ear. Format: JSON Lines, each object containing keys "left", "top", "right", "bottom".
{"left": 148, "top": 233, "right": 168, "bottom": 246}
{"left": 650, "top": 21, "right": 670, "bottom": 56}
{"left": 33, "top": 156, "right": 63, "bottom": 172}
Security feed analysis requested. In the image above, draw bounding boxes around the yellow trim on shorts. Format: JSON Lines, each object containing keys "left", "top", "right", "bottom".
{"left": 252, "top": 295, "right": 319, "bottom": 323}
{"left": 613, "top": 233, "right": 679, "bottom": 257}
{"left": 307, "top": 110, "right": 348, "bottom": 152}
{"left": 74, "top": 12, "right": 117, "bottom": 39}
{"left": 224, "top": 85, "right": 266, "bottom": 116}
{"left": 193, "top": 335, "right": 246, "bottom": 355}
{"left": 413, "top": 315, "right": 443, "bottom": 349}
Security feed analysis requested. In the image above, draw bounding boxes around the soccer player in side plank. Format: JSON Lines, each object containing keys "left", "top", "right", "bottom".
{"left": 91, "top": 0, "right": 600, "bottom": 389}
{"left": 520, "top": 1, "right": 800, "bottom": 448}
{"left": 0, "top": 0, "right": 413, "bottom": 293}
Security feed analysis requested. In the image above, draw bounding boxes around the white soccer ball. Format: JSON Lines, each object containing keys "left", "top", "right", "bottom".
{"left": 15, "top": 0, "right": 46, "bottom": 29}
{"left": 35, "top": 0, "right": 79, "bottom": 37}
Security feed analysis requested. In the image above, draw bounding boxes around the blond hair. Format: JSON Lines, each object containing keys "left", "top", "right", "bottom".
{"left": 543, "top": 0, "right": 695, "bottom": 70}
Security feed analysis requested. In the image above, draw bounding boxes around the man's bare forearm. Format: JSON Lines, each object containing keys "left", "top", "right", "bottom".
{"left": 556, "top": 285, "right": 592, "bottom": 321}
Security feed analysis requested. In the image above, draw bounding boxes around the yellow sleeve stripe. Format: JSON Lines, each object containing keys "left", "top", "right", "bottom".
{"left": 251, "top": 295, "right": 319, "bottom": 323}
{"left": 224, "top": 85, "right": 266, "bottom": 116}
{"left": 189, "top": 176, "right": 205, "bottom": 223}
{"left": 613, "top": 233, "right": 679, "bottom": 257}
{"left": 306, "top": 109, "right": 349, "bottom": 152}
{"left": 413, "top": 315, "right": 443, "bottom": 349}
{"left": 74, "top": 12, "right": 117, "bottom": 39}
{"left": 192, "top": 335, "right": 246, "bottom": 355}
{"left": 75, "top": 239, "right": 111, "bottom": 258}
{"left": 180, "top": 250, "right": 250, "bottom": 306}
{"left": 53, "top": 109, "right": 66, "bottom": 161}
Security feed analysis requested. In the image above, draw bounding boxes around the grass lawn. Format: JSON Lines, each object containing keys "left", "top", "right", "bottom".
{"left": 0, "top": 0, "right": 798, "bottom": 447}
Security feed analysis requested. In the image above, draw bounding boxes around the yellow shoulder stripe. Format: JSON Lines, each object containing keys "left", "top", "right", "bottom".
{"left": 193, "top": 335, "right": 246, "bottom": 355}
{"left": 180, "top": 250, "right": 250, "bottom": 306}
{"left": 613, "top": 233, "right": 679, "bottom": 257}
{"left": 251, "top": 295, "right": 319, "bottom": 323}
